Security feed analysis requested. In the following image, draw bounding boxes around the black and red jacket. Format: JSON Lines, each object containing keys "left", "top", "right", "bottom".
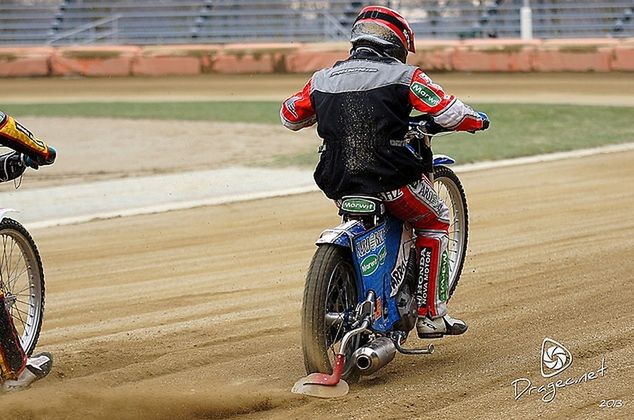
{"left": 281, "top": 48, "right": 485, "bottom": 199}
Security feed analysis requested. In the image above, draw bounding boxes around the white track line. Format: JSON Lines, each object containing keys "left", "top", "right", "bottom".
{"left": 454, "top": 142, "right": 634, "bottom": 173}
{"left": 25, "top": 186, "right": 319, "bottom": 230}
{"left": 24, "top": 142, "right": 634, "bottom": 230}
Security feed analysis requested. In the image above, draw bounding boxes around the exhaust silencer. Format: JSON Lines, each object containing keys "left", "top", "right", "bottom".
{"left": 353, "top": 337, "right": 396, "bottom": 375}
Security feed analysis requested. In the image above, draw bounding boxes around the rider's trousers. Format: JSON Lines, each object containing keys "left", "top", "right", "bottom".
{"left": 380, "top": 176, "right": 450, "bottom": 319}
{"left": 0, "top": 290, "right": 26, "bottom": 380}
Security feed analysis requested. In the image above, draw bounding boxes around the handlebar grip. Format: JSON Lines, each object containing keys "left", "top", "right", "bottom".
{"left": 22, "top": 145, "right": 56, "bottom": 169}
{"left": 23, "top": 155, "right": 38, "bottom": 169}
{"left": 46, "top": 145, "right": 57, "bottom": 165}
{"left": 478, "top": 112, "right": 490, "bottom": 130}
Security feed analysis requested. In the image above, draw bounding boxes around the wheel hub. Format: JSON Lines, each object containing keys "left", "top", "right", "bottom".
{"left": 4, "top": 292, "right": 16, "bottom": 308}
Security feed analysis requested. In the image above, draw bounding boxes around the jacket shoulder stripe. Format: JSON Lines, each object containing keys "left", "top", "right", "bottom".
{"left": 312, "top": 60, "right": 416, "bottom": 94}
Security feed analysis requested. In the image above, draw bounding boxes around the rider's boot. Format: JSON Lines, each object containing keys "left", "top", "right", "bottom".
{"left": 417, "top": 314, "right": 468, "bottom": 338}
{"left": 2, "top": 352, "right": 53, "bottom": 391}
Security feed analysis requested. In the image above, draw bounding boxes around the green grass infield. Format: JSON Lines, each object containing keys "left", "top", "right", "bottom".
{"left": 4, "top": 101, "right": 633, "bottom": 166}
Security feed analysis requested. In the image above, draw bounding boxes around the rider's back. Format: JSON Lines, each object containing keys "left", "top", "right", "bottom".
{"left": 311, "top": 49, "right": 424, "bottom": 200}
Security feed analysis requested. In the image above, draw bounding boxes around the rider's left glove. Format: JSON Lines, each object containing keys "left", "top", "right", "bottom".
{"left": 26, "top": 145, "right": 57, "bottom": 169}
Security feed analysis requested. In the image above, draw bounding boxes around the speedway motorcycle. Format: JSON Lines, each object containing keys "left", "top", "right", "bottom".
{"left": 293, "top": 117, "right": 470, "bottom": 398}
{"left": 0, "top": 155, "right": 46, "bottom": 356}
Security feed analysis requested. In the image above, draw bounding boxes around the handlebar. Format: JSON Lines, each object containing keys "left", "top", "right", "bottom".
{"left": 408, "top": 115, "right": 453, "bottom": 138}
{"left": 409, "top": 111, "right": 489, "bottom": 136}
{"left": 22, "top": 155, "right": 38, "bottom": 169}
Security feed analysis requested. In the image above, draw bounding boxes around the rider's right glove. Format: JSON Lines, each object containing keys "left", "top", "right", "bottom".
{"left": 478, "top": 112, "right": 490, "bottom": 130}
{"left": 467, "top": 112, "right": 490, "bottom": 134}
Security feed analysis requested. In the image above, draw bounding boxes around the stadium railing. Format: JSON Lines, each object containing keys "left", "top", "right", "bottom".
{"left": 0, "top": 0, "right": 633, "bottom": 46}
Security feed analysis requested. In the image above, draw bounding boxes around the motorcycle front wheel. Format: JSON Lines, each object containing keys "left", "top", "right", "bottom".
{"left": 301, "top": 244, "right": 361, "bottom": 383}
{"left": 0, "top": 218, "right": 45, "bottom": 356}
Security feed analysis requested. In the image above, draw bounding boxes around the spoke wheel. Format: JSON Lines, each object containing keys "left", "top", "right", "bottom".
{"left": 0, "top": 218, "right": 44, "bottom": 356}
{"left": 433, "top": 166, "right": 469, "bottom": 299}
{"left": 302, "top": 245, "right": 361, "bottom": 383}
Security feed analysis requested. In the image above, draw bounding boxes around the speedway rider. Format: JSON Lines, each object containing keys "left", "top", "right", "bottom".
{"left": 0, "top": 110, "right": 55, "bottom": 390}
{"left": 280, "top": 6, "right": 489, "bottom": 338}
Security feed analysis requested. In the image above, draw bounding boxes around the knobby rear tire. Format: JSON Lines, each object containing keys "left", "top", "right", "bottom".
{"left": 433, "top": 165, "right": 469, "bottom": 300}
{"left": 0, "top": 218, "right": 45, "bottom": 356}
{"left": 301, "top": 244, "right": 360, "bottom": 384}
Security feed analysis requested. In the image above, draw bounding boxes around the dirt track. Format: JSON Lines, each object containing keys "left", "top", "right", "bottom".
{"left": 1, "top": 73, "right": 633, "bottom": 418}
{"left": 0, "top": 150, "right": 632, "bottom": 419}
{"left": 2, "top": 73, "right": 634, "bottom": 105}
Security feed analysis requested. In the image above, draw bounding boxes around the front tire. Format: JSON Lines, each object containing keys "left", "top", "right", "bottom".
{"left": 301, "top": 244, "right": 361, "bottom": 383}
{"left": 0, "top": 218, "right": 45, "bottom": 356}
{"left": 433, "top": 166, "right": 469, "bottom": 300}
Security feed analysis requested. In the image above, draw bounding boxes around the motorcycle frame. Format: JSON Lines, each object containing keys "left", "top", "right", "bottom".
{"left": 315, "top": 156, "right": 454, "bottom": 334}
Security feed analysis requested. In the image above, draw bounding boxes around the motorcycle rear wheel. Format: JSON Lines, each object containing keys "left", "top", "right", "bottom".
{"left": 0, "top": 218, "right": 45, "bottom": 356}
{"left": 433, "top": 165, "right": 469, "bottom": 300}
{"left": 301, "top": 244, "right": 361, "bottom": 383}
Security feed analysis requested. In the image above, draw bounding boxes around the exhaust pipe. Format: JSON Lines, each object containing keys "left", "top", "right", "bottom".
{"left": 353, "top": 337, "right": 396, "bottom": 375}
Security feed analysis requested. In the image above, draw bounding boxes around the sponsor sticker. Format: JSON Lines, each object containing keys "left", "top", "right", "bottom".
{"left": 8, "top": 118, "right": 46, "bottom": 150}
{"left": 390, "top": 259, "right": 407, "bottom": 297}
{"left": 411, "top": 82, "right": 442, "bottom": 107}
{"left": 355, "top": 228, "right": 386, "bottom": 258}
{"left": 15, "top": 120, "right": 35, "bottom": 140}
{"left": 390, "top": 228, "right": 413, "bottom": 297}
{"left": 438, "top": 250, "right": 449, "bottom": 301}
{"left": 284, "top": 96, "right": 300, "bottom": 118}
{"left": 375, "top": 297, "right": 382, "bottom": 319}
{"left": 360, "top": 254, "right": 379, "bottom": 276}
{"left": 417, "top": 247, "right": 432, "bottom": 308}
{"left": 378, "top": 246, "right": 386, "bottom": 265}
{"left": 330, "top": 67, "right": 379, "bottom": 77}
{"left": 418, "top": 72, "right": 433, "bottom": 84}
{"left": 380, "top": 189, "right": 403, "bottom": 202}
{"left": 341, "top": 198, "right": 376, "bottom": 213}
{"left": 410, "top": 180, "right": 443, "bottom": 214}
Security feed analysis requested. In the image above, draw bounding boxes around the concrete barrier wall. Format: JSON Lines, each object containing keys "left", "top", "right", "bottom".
{"left": 1, "top": 39, "right": 633, "bottom": 77}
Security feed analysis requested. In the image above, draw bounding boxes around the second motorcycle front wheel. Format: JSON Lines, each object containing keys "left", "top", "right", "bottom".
{"left": 0, "top": 218, "right": 45, "bottom": 356}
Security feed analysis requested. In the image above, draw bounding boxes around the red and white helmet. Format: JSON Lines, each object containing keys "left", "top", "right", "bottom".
{"left": 350, "top": 6, "right": 416, "bottom": 62}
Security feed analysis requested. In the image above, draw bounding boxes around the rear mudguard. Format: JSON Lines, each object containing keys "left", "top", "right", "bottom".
{"left": 315, "top": 220, "right": 366, "bottom": 248}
